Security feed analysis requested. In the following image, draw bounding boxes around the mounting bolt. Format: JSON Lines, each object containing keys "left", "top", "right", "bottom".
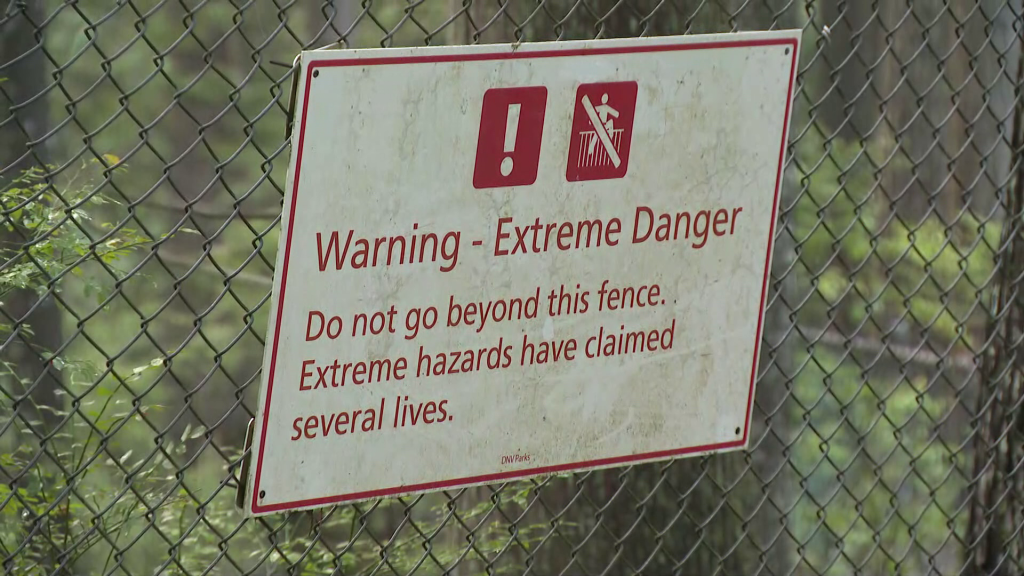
{"left": 735, "top": 427, "right": 741, "bottom": 436}
{"left": 259, "top": 490, "right": 266, "bottom": 499}
{"left": 312, "top": 69, "right": 319, "bottom": 78}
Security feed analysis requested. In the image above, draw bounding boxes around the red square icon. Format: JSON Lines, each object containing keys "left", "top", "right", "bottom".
{"left": 473, "top": 86, "right": 548, "bottom": 189}
{"left": 566, "top": 81, "right": 638, "bottom": 182}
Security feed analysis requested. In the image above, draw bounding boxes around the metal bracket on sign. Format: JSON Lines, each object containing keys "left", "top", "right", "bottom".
{"left": 283, "top": 39, "right": 349, "bottom": 141}
{"left": 234, "top": 417, "right": 255, "bottom": 510}
{"left": 283, "top": 52, "right": 302, "bottom": 142}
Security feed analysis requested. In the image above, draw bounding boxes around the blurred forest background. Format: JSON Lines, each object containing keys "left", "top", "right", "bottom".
{"left": 0, "top": 0, "right": 1023, "bottom": 574}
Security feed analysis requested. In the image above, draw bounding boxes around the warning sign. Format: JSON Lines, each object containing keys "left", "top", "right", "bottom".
{"left": 246, "top": 31, "right": 801, "bottom": 516}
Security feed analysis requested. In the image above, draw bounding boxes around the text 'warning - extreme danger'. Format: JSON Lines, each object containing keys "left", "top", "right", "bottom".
{"left": 313, "top": 205, "right": 744, "bottom": 273}
{"left": 245, "top": 31, "right": 802, "bottom": 517}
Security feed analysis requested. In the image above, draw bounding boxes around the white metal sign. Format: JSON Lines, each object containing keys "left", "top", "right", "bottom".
{"left": 246, "top": 31, "right": 800, "bottom": 516}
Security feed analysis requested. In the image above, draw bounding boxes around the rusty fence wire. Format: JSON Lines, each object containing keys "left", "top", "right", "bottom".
{"left": 1, "top": 0, "right": 1023, "bottom": 574}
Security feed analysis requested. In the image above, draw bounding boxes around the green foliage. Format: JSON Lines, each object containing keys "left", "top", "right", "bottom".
{"left": 0, "top": 363, "right": 183, "bottom": 573}
{"left": 0, "top": 158, "right": 156, "bottom": 572}
{"left": 0, "top": 160, "right": 545, "bottom": 573}
{"left": 0, "top": 157, "right": 148, "bottom": 312}
{"left": 784, "top": 129, "right": 983, "bottom": 575}
{"left": 0, "top": 378, "right": 544, "bottom": 574}
{"left": 792, "top": 130, "right": 999, "bottom": 347}
{"left": 788, "top": 350, "right": 966, "bottom": 576}
{"left": 154, "top": 481, "right": 547, "bottom": 576}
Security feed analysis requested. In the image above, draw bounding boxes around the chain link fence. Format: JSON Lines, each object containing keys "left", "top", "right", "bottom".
{"left": 0, "top": 0, "right": 1022, "bottom": 574}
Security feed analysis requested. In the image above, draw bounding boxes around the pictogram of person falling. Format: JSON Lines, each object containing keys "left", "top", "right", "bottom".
{"left": 566, "top": 80, "right": 637, "bottom": 181}
{"left": 587, "top": 93, "right": 619, "bottom": 156}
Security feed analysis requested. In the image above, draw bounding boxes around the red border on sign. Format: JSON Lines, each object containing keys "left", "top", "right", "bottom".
{"left": 252, "top": 37, "right": 799, "bottom": 514}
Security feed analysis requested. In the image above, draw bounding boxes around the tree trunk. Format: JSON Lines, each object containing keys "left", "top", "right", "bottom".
{"left": 0, "top": 0, "right": 62, "bottom": 434}
{"left": 968, "top": 28, "right": 1024, "bottom": 575}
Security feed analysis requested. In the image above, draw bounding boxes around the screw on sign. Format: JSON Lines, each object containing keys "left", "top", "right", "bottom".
{"left": 566, "top": 81, "right": 638, "bottom": 182}
{"left": 473, "top": 86, "right": 548, "bottom": 189}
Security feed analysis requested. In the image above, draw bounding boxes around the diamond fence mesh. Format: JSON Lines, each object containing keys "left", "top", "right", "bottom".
{"left": 0, "top": 0, "right": 1023, "bottom": 574}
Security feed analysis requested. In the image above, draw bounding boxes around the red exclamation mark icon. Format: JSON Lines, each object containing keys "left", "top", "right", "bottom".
{"left": 473, "top": 87, "right": 547, "bottom": 189}
{"left": 500, "top": 103, "right": 520, "bottom": 177}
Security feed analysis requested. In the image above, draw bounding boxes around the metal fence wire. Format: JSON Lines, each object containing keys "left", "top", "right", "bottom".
{"left": 1, "top": 0, "right": 1023, "bottom": 574}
